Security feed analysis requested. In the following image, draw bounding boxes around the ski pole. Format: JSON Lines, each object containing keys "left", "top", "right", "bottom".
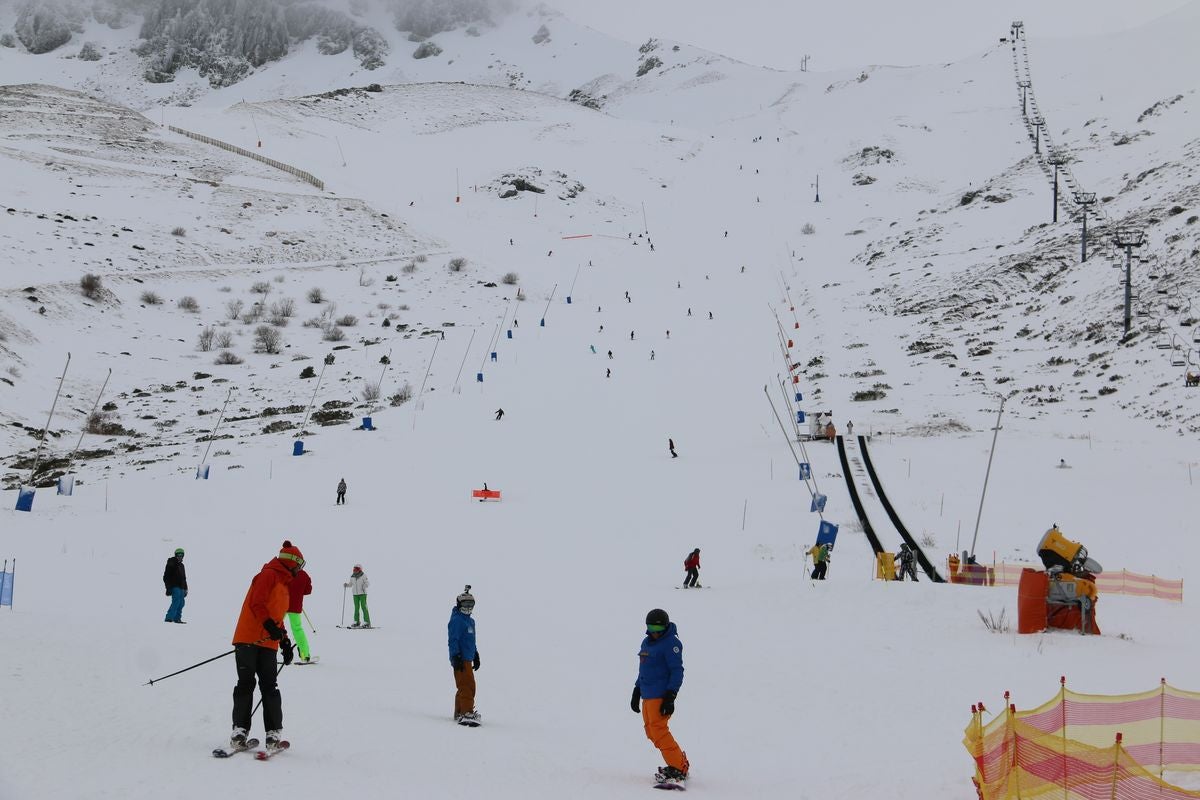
{"left": 252, "top": 664, "right": 287, "bottom": 717}
{"left": 303, "top": 609, "right": 317, "bottom": 634}
{"left": 340, "top": 586, "right": 347, "bottom": 627}
{"left": 144, "top": 636, "right": 270, "bottom": 686}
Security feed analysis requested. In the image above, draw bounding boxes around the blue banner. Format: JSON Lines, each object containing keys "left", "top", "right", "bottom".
{"left": 0, "top": 571, "right": 12, "bottom": 606}
{"left": 798, "top": 463, "right": 811, "bottom": 481}
{"left": 810, "top": 493, "right": 827, "bottom": 513}
{"left": 816, "top": 520, "right": 839, "bottom": 548}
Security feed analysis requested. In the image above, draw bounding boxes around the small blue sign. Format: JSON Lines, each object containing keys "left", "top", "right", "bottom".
{"left": 196, "top": 465, "right": 210, "bottom": 480}
{"left": 810, "top": 493, "right": 827, "bottom": 513}
{"left": 816, "top": 520, "right": 839, "bottom": 548}
{"left": 798, "top": 462, "right": 811, "bottom": 481}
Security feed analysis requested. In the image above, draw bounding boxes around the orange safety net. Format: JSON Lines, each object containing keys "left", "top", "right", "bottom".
{"left": 947, "top": 559, "right": 1183, "bottom": 602}
{"left": 965, "top": 681, "right": 1200, "bottom": 800}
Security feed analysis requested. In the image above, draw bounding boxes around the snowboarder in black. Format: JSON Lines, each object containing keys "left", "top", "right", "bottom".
{"left": 164, "top": 548, "right": 187, "bottom": 623}
{"left": 668, "top": 439, "right": 678, "bottom": 459}
{"left": 494, "top": 408, "right": 504, "bottom": 421}
{"left": 336, "top": 478, "right": 347, "bottom": 505}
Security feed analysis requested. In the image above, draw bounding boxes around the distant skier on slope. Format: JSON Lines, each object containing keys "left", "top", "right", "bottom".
{"left": 494, "top": 408, "right": 504, "bottom": 421}
{"left": 631, "top": 608, "right": 689, "bottom": 788}
{"left": 896, "top": 543, "right": 918, "bottom": 582}
{"left": 668, "top": 438, "right": 678, "bottom": 459}
{"left": 682, "top": 549, "right": 700, "bottom": 588}
{"left": 808, "top": 542, "right": 830, "bottom": 580}
{"left": 448, "top": 585, "right": 481, "bottom": 726}
{"left": 336, "top": 478, "right": 347, "bottom": 505}
{"left": 163, "top": 547, "right": 187, "bottom": 623}
{"left": 344, "top": 565, "right": 371, "bottom": 628}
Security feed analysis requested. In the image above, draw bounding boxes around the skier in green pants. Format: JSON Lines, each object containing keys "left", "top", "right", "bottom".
{"left": 284, "top": 543, "right": 314, "bottom": 661}
{"left": 345, "top": 564, "right": 371, "bottom": 628}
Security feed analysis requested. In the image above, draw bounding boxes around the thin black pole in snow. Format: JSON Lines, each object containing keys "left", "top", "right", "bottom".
{"left": 412, "top": 337, "right": 441, "bottom": 428}
{"left": 297, "top": 357, "right": 331, "bottom": 437}
{"left": 452, "top": 329, "right": 477, "bottom": 393}
{"left": 340, "top": 586, "right": 348, "bottom": 627}
{"left": 145, "top": 649, "right": 236, "bottom": 686}
{"left": 641, "top": 201, "right": 649, "bottom": 235}
{"left": 200, "top": 387, "right": 234, "bottom": 471}
{"left": 567, "top": 265, "right": 582, "bottom": 299}
{"left": 539, "top": 283, "right": 558, "bottom": 326}
{"left": 969, "top": 394, "right": 1008, "bottom": 560}
{"left": 374, "top": 348, "right": 392, "bottom": 405}
{"left": 66, "top": 367, "right": 111, "bottom": 476}
{"left": 27, "top": 353, "right": 71, "bottom": 487}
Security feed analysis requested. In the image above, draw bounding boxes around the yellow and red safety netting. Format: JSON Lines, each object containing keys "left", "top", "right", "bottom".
{"left": 965, "top": 680, "right": 1200, "bottom": 800}
{"left": 948, "top": 559, "right": 1183, "bottom": 602}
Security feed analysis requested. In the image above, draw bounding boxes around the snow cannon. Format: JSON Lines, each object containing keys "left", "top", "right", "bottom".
{"left": 1037, "top": 525, "right": 1102, "bottom": 576}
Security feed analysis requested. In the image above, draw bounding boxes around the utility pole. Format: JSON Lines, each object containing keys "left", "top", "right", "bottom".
{"left": 1018, "top": 80, "right": 1031, "bottom": 116}
{"left": 800, "top": 54, "right": 810, "bottom": 72}
{"left": 1030, "top": 116, "right": 1044, "bottom": 154}
{"left": 1073, "top": 192, "right": 1097, "bottom": 262}
{"left": 1114, "top": 229, "right": 1145, "bottom": 336}
{"left": 969, "top": 393, "right": 1008, "bottom": 562}
{"left": 813, "top": 174, "right": 820, "bottom": 203}
{"left": 1047, "top": 149, "right": 1067, "bottom": 223}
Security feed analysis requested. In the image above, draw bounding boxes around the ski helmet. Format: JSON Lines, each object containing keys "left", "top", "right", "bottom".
{"left": 645, "top": 608, "right": 670, "bottom": 629}
{"left": 174, "top": 548, "right": 184, "bottom": 557}
{"left": 456, "top": 585, "right": 475, "bottom": 613}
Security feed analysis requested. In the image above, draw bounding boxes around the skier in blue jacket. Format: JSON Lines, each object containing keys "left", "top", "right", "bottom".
{"left": 630, "top": 608, "right": 688, "bottom": 787}
{"left": 448, "top": 585, "right": 481, "bottom": 726}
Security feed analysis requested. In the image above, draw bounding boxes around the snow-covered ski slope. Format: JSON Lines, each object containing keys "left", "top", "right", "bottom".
{"left": 2, "top": 2, "right": 1200, "bottom": 798}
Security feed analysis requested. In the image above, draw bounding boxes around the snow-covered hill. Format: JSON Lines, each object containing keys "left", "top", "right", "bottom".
{"left": 2, "top": 2, "right": 1199, "bottom": 799}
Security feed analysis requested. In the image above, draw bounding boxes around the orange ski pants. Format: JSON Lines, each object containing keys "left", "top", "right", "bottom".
{"left": 642, "top": 698, "right": 689, "bottom": 773}
{"left": 452, "top": 663, "right": 476, "bottom": 716}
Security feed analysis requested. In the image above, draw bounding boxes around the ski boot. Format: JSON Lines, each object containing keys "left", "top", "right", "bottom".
{"left": 656, "top": 766, "right": 687, "bottom": 788}
{"left": 230, "top": 727, "right": 249, "bottom": 749}
{"left": 265, "top": 730, "right": 283, "bottom": 752}
{"left": 457, "top": 710, "right": 481, "bottom": 727}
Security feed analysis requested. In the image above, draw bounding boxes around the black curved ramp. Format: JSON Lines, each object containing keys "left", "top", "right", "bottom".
{"left": 857, "top": 435, "right": 945, "bottom": 582}
{"left": 835, "top": 435, "right": 884, "bottom": 555}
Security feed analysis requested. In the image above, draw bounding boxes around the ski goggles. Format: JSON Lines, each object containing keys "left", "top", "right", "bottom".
{"left": 646, "top": 624, "right": 667, "bottom": 633}
{"left": 279, "top": 552, "right": 306, "bottom": 569}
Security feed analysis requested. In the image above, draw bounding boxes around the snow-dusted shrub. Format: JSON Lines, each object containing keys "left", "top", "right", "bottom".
{"left": 352, "top": 27, "right": 388, "bottom": 69}
{"left": 336, "top": 314, "right": 358, "bottom": 327}
{"left": 140, "top": 291, "right": 163, "bottom": 305}
{"left": 636, "top": 56, "right": 662, "bottom": 77}
{"left": 307, "top": 287, "right": 324, "bottom": 303}
{"left": 977, "top": 609, "right": 1009, "bottom": 634}
{"left": 412, "top": 40, "right": 442, "bottom": 59}
{"left": 801, "top": 223, "right": 817, "bottom": 235}
{"left": 225, "top": 299, "right": 244, "bottom": 320}
{"left": 360, "top": 381, "right": 381, "bottom": 402}
{"left": 531, "top": 24, "right": 549, "bottom": 44}
{"left": 178, "top": 296, "right": 200, "bottom": 312}
{"left": 501, "top": 272, "right": 519, "bottom": 285}
{"left": 197, "top": 326, "right": 216, "bottom": 351}
{"left": 138, "top": 0, "right": 289, "bottom": 86}
{"left": 215, "top": 330, "right": 234, "bottom": 349}
{"left": 251, "top": 281, "right": 272, "bottom": 294}
{"left": 272, "top": 298, "right": 296, "bottom": 318}
{"left": 393, "top": 0, "right": 492, "bottom": 38}
{"left": 447, "top": 257, "right": 467, "bottom": 273}
{"left": 77, "top": 41, "right": 101, "bottom": 61}
{"left": 324, "top": 326, "right": 346, "bottom": 342}
{"left": 402, "top": 262, "right": 417, "bottom": 274}
{"left": 171, "top": 226, "right": 186, "bottom": 236}
{"left": 214, "top": 351, "right": 244, "bottom": 365}
{"left": 80, "top": 273, "right": 102, "bottom": 299}
{"left": 0, "top": 34, "right": 16, "bottom": 48}
{"left": 390, "top": 382, "right": 413, "bottom": 406}
{"left": 254, "top": 325, "right": 283, "bottom": 354}
{"left": 15, "top": 0, "right": 74, "bottom": 54}
{"left": 299, "top": 365, "right": 316, "bottom": 379}
{"left": 638, "top": 38, "right": 659, "bottom": 55}
{"left": 415, "top": 254, "right": 428, "bottom": 263}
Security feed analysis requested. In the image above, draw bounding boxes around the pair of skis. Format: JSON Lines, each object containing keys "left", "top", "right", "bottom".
{"left": 212, "top": 739, "right": 290, "bottom": 760}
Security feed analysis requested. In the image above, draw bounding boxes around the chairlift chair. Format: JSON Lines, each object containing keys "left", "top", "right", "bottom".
{"left": 1172, "top": 350, "right": 1187, "bottom": 367}
{"left": 1156, "top": 333, "right": 1172, "bottom": 349}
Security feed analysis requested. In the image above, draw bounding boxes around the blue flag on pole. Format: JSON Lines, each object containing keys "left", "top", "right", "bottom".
{"left": 798, "top": 463, "right": 811, "bottom": 481}
{"left": 810, "top": 493, "right": 827, "bottom": 513}
{"left": 816, "top": 520, "right": 839, "bottom": 548}
{"left": 0, "top": 570, "right": 12, "bottom": 607}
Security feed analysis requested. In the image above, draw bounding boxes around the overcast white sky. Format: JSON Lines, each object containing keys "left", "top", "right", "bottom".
{"left": 543, "top": 0, "right": 1195, "bottom": 71}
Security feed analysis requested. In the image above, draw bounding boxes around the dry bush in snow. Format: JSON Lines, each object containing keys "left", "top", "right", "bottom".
{"left": 178, "top": 296, "right": 200, "bottom": 312}
{"left": 80, "top": 273, "right": 102, "bottom": 299}
{"left": 254, "top": 325, "right": 283, "bottom": 354}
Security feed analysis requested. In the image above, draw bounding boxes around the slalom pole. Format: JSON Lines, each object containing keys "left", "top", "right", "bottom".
{"left": 539, "top": 283, "right": 558, "bottom": 326}
{"left": 66, "top": 367, "right": 112, "bottom": 474}
{"left": 303, "top": 609, "right": 317, "bottom": 634}
{"left": 297, "top": 356, "right": 332, "bottom": 438}
{"left": 412, "top": 336, "right": 442, "bottom": 429}
{"left": 9, "top": 559, "right": 12, "bottom": 610}
{"left": 27, "top": 353, "right": 71, "bottom": 486}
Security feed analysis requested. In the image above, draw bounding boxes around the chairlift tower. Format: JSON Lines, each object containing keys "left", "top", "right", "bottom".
{"left": 1011, "top": 21, "right": 1024, "bottom": 40}
{"left": 1073, "top": 192, "right": 1097, "bottom": 262}
{"left": 1018, "top": 80, "right": 1031, "bottom": 116}
{"left": 1046, "top": 149, "right": 1067, "bottom": 223}
{"left": 1114, "top": 229, "right": 1146, "bottom": 336}
{"left": 1030, "top": 116, "right": 1045, "bottom": 154}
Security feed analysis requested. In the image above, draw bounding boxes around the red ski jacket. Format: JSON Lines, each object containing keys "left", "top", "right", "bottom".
{"left": 287, "top": 568, "right": 312, "bottom": 614}
{"left": 683, "top": 553, "right": 700, "bottom": 570}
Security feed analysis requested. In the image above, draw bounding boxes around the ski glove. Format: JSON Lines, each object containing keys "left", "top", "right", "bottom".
{"left": 472, "top": 652, "right": 481, "bottom": 672}
{"left": 630, "top": 686, "right": 641, "bottom": 714}
{"left": 264, "top": 619, "right": 286, "bottom": 641}
{"left": 452, "top": 655, "right": 464, "bottom": 672}
{"left": 280, "top": 638, "right": 294, "bottom": 666}
{"left": 661, "top": 690, "right": 677, "bottom": 716}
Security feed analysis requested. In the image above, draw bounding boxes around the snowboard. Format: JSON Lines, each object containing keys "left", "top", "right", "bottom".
{"left": 255, "top": 741, "right": 290, "bottom": 761}
{"left": 213, "top": 738, "right": 259, "bottom": 758}
{"left": 653, "top": 779, "right": 687, "bottom": 791}
{"left": 675, "top": 586, "right": 709, "bottom": 590}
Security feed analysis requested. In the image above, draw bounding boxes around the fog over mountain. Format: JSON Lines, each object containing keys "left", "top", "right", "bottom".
{"left": 3, "top": 0, "right": 514, "bottom": 85}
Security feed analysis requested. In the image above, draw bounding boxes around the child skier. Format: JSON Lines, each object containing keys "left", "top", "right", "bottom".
{"left": 682, "top": 549, "right": 701, "bottom": 588}
{"left": 631, "top": 608, "right": 688, "bottom": 788}
{"left": 448, "top": 585, "right": 481, "bottom": 726}
{"left": 344, "top": 565, "right": 371, "bottom": 628}
{"left": 896, "top": 543, "right": 919, "bottom": 582}
{"left": 284, "top": 541, "right": 314, "bottom": 662}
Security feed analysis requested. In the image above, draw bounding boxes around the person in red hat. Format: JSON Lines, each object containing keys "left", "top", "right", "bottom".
{"left": 228, "top": 542, "right": 304, "bottom": 753}
{"left": 283, "top": 541, "right": 314, "bottom": 663}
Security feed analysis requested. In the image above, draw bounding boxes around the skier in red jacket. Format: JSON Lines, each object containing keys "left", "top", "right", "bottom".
{"left": 284, "top": 543, "right": 314, "bottom": 663}
{"left": 682, "top": 549, "right": 701, "bottom": 588}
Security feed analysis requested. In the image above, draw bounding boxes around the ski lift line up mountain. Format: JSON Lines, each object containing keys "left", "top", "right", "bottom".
{"left": 856, "top": 434, "right": 946, "bottom": 583}
{"left": 835, "top": 435, "right": 885, "bottom": 557}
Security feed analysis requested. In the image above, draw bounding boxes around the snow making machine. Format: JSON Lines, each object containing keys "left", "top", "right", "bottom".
{"left": 1017, "top": 526, "right": 1103, "bottom": 635}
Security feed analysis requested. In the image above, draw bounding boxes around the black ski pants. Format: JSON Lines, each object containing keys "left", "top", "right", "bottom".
{"left": 233, "top": 644, "right": 282, "bottom": 732}
{"left": 336, "top": 490, "right": 346, "bottom": 505}
{"left": 684, "top": 568, "right": 699, "bottom": 587}
{"left": 811, "top": 561, "right": 828, "bottom": 580}
{"left": 899, "top": 562, "right": 918, "bottom": 581}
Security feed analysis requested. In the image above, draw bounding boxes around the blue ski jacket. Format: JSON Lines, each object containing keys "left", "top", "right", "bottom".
{"left": 448, "top": 607, "right": 477, "bottom": 663}
{"left": 636, "top": 622, "right": 684, "bottom": 699}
